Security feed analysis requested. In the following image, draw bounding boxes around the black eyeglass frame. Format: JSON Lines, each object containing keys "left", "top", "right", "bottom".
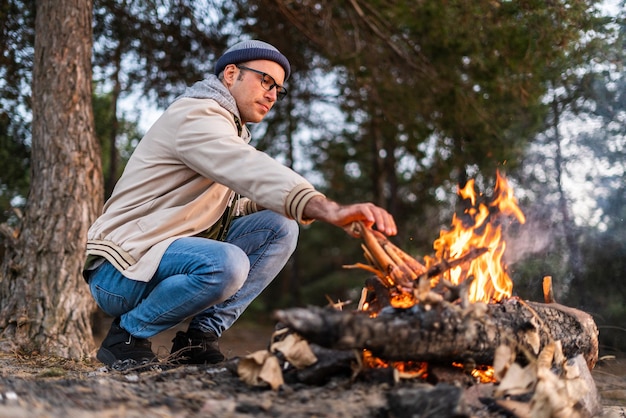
{"left": 236, "top": 65, "right": 288, "bottom": 100}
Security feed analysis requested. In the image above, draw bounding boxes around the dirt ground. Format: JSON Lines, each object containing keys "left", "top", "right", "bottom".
{"left": 1, "top": 318, "right": 625, "bottom": 418}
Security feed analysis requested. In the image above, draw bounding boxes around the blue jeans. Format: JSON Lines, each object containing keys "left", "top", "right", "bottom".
{"left": 88, "top": 210, "right": 299, "bottom": 338}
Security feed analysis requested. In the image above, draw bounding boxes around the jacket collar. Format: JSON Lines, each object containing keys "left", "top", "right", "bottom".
{"left": 175, "top": 75, "right": 240, "bottom": 121}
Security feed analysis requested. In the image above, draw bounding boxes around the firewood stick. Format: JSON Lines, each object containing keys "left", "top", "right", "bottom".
{"left": 324, "top": 295, "right": 351, "bottom": 311}
{"left": 391, "top": 247, "right": 427, "bottom": 275}
{"left": 355, "top": 222, "right": 398, "bottom": 272}
{"left": 357, "top": 287, "right": 368, "bottom": 311}
{"left": 388, "top": 266, "right": 411, "bottom": 288}
{"left": 382, "top": 243, "right": 418, "bottom": 280}
{"left": 359, "top": 246, "right": 399, "bottom": 287}
{"left": 361, "top": 245, "right": 382, "bottom": 272}
{"left": 342, "top": 262, "right": 385, "bottom": 279}
{"left": 353, "top": 222, "right": 406, "bottom": 287}
{"left": 381, "top": 242, "right": 426, "bottom": 277}
{"left": 351, "top": 252, "right": 397, "bottom": 287}
{"left": 368, "top": 227, "right": 389, "bottom": 241}
{"left": 350, "top": 222, "right": 419, "bottom": 289}
{"left": 419, "top": 247, "right": 489, "bottom": 281}
{"left": 543, "top": 276, "right": 555, "bottom": 303}
{"left": 366, "top": 227, "right": 427, "bottom": 276}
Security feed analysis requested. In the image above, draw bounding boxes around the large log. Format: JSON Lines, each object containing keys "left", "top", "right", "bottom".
{"left": 274, "top": 298, "right": 599, "bottom": 370}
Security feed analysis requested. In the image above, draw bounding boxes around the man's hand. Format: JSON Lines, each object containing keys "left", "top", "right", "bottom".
{"left": 303, "top": 196, "right": 397, "bottom": 237}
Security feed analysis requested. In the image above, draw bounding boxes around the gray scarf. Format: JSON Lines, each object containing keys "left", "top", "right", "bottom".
{"left": 175, "top": 75, "right": 240, "bottom": 120}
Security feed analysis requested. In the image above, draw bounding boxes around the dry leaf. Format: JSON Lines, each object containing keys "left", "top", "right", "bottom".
{"left": 523, "top": 318, "right": 541, "bottom": 355}
{"left": 237, "top": 350, "right": 284, "bottom": 390}
{"left": 531, "top": 368, "right": 573, "bottom": 418}
{"left": 553, "top": 340, "right": 565, "bottom": 366}
{"left": 530, "top": 348, "right": 589, "bottom": 418}
{"left": 563, "top": 355, "right": 602, "bottom": 416}
{"left": 537, "top": 342, "right": 556, "bottom": 369}
{"left": 493, "top": 345, "right": 515, "bottom": 381}
{"left": 258, "top": 355, "right": 284, "bottom": 391}
{"left": 271, "top": 333, "right": 318, "bottom": 369}
{"left": 494, "top": 363, "right": 536, "bottom": 397}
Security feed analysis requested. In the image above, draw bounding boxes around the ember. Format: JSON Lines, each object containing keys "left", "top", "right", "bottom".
{"left": 453, "top": 362, "right": 496, "bottom": 384}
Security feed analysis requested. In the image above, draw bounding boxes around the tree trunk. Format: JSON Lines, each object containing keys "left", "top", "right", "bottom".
{"left": 0, "top": 0, "right": 103, "bottom": 359}
{"left": 275, "top": 298, "right": 599, "bottom": 370}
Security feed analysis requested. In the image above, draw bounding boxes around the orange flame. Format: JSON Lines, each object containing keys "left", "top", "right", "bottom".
{"left": 452, "top": 362, "right": 496, "bottom": 383}
{"left": 363, "top": 350, "right": 428, "bottom": 377}
{"left": 425, "top": 171, "right": 525, "bottom": 303}
{"left": 360, "top": 171, "right": 524, "bottom": 382}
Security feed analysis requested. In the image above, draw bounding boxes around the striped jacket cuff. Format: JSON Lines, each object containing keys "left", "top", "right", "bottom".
{"left": 286, "top": 184, "right": 324, "bottom": 225}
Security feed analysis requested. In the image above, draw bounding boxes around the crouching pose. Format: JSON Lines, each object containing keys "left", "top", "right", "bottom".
{"left": 84, "top": 40, "right": 396, "bottom": 369}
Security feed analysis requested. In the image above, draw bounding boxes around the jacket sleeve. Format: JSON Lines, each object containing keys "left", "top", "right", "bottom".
{"left": 173, "top": 99, "right": 324, "bottom": 223}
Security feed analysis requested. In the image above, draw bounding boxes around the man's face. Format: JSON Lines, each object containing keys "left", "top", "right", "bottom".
{"left": 225, "top": 60, "right": 286, "bottom": 124}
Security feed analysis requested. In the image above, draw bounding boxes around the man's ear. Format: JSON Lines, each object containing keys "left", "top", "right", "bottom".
{"left": 223, "top": 64, "right": 238, "bottom": 87}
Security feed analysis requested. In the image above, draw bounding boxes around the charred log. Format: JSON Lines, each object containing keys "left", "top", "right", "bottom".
{"left": 274, "top": 298, "right": 598, "bottom": 370}
{"left": 282, "top": 344, "right": 356, "bottom": 386}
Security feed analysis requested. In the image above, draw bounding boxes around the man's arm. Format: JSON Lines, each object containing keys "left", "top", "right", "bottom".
{"left": 302, "top": 195, "right": 397, "bottom": 237}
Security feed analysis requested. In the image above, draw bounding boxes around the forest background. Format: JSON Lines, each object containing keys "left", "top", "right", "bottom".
{"left": 0, "top": 0, "right": 625, "bottom": 360}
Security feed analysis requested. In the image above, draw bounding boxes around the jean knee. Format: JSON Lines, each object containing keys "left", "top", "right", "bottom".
{"left": 277, "top": 216, "right": 299, "bottom": 251}
{"left": 214, "top": 245, "right": 250, "bottom": 300}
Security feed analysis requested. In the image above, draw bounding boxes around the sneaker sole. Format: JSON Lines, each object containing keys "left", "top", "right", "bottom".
{"left": 97, "top": 347, "right": 158, "bottom": 367}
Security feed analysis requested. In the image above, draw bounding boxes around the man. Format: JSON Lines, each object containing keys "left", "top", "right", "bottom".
{"left": 84, "top": 40, "right": 396, "bottom": 369}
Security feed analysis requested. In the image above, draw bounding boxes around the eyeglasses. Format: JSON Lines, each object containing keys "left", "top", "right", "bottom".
{"left": 236, "top": 65, "right": 288, "bottom": 100}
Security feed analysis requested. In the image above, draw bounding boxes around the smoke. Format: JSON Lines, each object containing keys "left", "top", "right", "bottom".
{"left": 502, "top": 211, "right": 556, "bottom": 265}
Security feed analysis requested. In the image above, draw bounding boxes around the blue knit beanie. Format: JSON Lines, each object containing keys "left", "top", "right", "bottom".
{"left": 214, "top": 40, "right": 291, "bottom": 81}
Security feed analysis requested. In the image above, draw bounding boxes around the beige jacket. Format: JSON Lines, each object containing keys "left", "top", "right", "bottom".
{"left": 86, "top": 96, "right": 323, "bottom": 282}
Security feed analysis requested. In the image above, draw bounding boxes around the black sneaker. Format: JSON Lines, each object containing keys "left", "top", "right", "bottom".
{"left": 97, "top": 318, "right": 158, "bottom": 370}
{"left": 170, "top": 329, "right": 225, "bottom": 364}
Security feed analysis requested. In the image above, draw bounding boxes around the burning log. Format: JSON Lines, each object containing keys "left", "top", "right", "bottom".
{"left": 299, "top": 173, "right": 601, "bottom": 371}
{"left": 274, "top": 297, "right": 599, "bottom": 370}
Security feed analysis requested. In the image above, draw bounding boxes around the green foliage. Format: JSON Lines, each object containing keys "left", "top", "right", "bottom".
{"left": 237, "top": 0, "right": 615, "bottom": 314}
{"left": 0, "top": 0, "right": 34, "bottom": 104}
{"left": 0, "top": 0, "right": 34, "bottom": 224}
{"left": 92, "top": 91, "right": 143, "bottom": 189}
{"left": 242, "top": 0, "right": 607, "bottom": 238}
{"left": 0, "top": 110, "right": 30, "bottom": 224}
{"left": 93, "top": 0, "right": 232, "bottom": 108}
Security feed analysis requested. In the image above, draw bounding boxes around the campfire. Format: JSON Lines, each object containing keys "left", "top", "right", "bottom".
{"left": 351, "top": 170, "right": 525, "bottom": 312}
{"left": 237, "top": 172, "right": 601, "bottom": 418}
{"left": 347, "top": 170, "right": 527, "bottom": 380}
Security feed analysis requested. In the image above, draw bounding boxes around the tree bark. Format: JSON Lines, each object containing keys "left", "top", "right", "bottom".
{"left": 0, "top": 0, "right": 103, "bottom": 358}
{"left": 275, "top": 298, "right": 599, "bottom": 370}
